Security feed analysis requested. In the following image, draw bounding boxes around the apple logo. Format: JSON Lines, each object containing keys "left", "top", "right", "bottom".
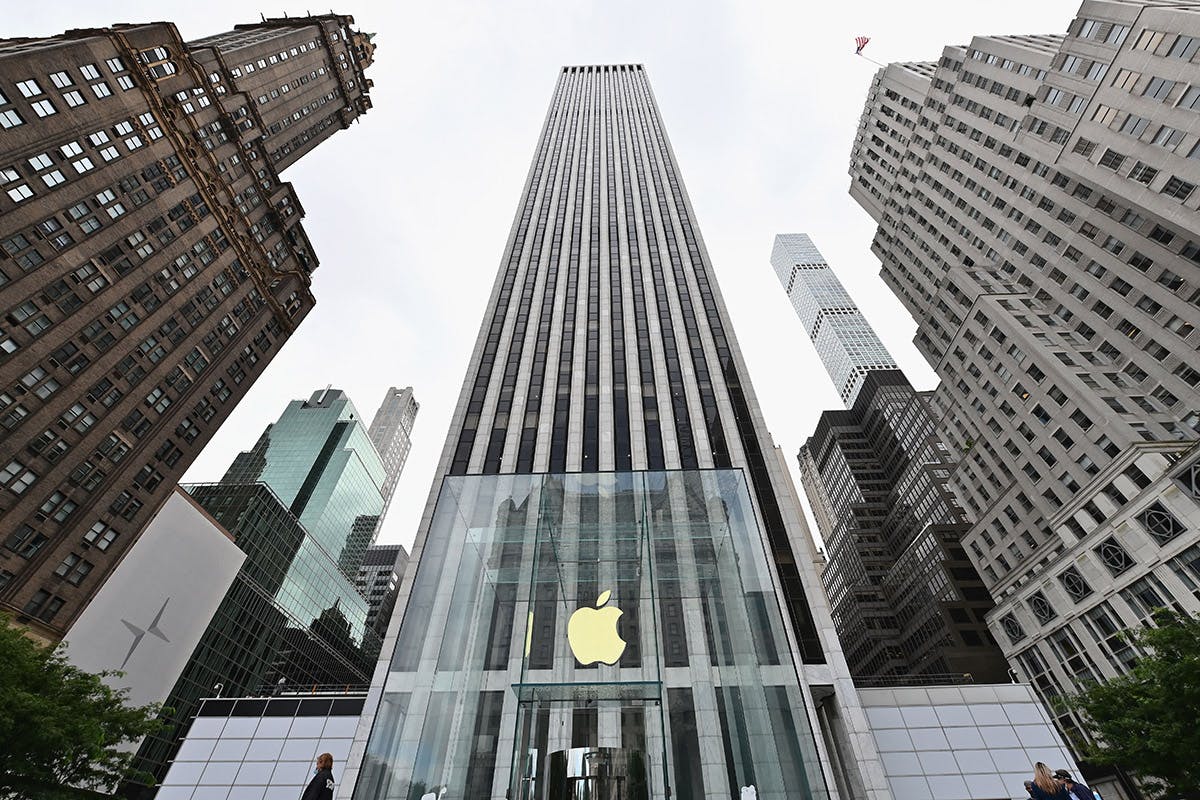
{"left": 567, "top": 589, "right": 627, "bottom": 666}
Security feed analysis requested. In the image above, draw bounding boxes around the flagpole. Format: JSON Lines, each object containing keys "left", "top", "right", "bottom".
{"left": 856, "top": 53, "right": 887, "bottom": 68}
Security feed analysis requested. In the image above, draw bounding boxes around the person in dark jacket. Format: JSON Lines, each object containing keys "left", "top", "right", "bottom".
{"left": 1054, "top": 769, "right": 1099, "bottom": 800}
{"left": 301, "top": 752, "right": 336, "bottom": 800}
{"left": 1028, "top": 762, "right": 1071, "bottom": 800}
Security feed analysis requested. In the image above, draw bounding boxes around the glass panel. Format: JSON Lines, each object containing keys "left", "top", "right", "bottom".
{"left": 355, "top": 471, "right": 830, "bottom": 800}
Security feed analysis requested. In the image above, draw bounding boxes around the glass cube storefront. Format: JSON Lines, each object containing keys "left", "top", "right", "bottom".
{"left": 355, "top": 470, "right": 830, "bottom": 800}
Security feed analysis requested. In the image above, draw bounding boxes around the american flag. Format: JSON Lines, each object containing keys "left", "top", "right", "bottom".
{"left": 855, "top": 36, "right": 871, "bottom": 55}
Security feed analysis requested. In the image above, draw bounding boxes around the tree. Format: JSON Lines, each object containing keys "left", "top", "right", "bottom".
{"left": 0, "top": 615, "right": 163, "bottom": 799}
{"left": 1067, "top": 609, "right": 1200, "bottom": 800}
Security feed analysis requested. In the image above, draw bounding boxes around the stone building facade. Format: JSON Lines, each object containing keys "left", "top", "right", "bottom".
{"left": 849, "top": 0, "right": 1200, "bottom": 791}
{"left": 0, "top": 14, "right": 373, "bottom": 639}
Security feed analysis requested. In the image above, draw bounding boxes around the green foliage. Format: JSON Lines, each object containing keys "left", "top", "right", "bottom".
{"left": 1067, "top": 610, "right": 1200, "bottom": 799}
{"left": 0, "top": 615, "right": 163, "bottom": 799}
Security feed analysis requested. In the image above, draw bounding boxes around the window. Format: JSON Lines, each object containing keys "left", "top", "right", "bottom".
{"left": 5, "top": 525, "right": 47, "bottom": 558}
{"left": 6, "top": 184, "right": 33, "bottom": 203}
{"left": 1129, "top": 162, "right": 1159, "bottom": 185}
{"left": 1157, "top": 269, "right": 1184, "bottom": 290}
{"left": 1161, "top": 176, "right": 1195, "bottom": 201}
{"left": 62, "top": 90, "right": 86, "bottom": 108}
{"left": 22, "top": 589, "right": 64, "bottom": 622}
{"left": 1137, "top": 501, "right": 1186, "bottom": 545}
{"left": 0, "top": 460, "right": 36, "bottom": 494}
{"left": 49, "top": 71, "right": 72, "bottom": 89}
{"left": 1000, "top": 614, "right": 1025, "bottom": 644}
{"left": 1058, "top": 566, "right": 1094, "bottom": 602}
{"left": 1151, "top": 128, "right": 1184, "bottom": 155}
{"left": 54, "top": 553, "right": 94, "bottom": 586}
{"left": 1143, "top": 77, "right": 1176, "bottom": 101}
{"left": 1111, "top": 68, "right": 1140, "bottom": 91}
{"left": 1028, "top": 591, "right": 1057, "bottom": 624}
{"left": 83, "top": 521, "right": 119, "bottom": 550}
{"left": 1098, "top": 149, "right": 1126, "bottom": 170}
{"left": 1119, "top": 115, "right": 1149, "bottom": 137}
{"left": 1180, "top": 86, "right": 1200, "bottom": 111}
{"left": 16, "top": 79, "right": 42, "bottom": 98}
{"left": 30, "top": 99, "right": 56, "bottom": 117}
{"left": 1148, "top": 225, "right": 1175, "bottom": 246}
{"left": 1095, "top": 538, "right": 1135, "bottom": 575}
{"left": 80, "top": 64, "right": 101, "bottom": 80}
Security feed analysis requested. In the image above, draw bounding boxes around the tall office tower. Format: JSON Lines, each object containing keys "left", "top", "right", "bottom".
{"left": 775, "top": 235, "right": 1008, "bottom": 683}
{"left": 344, "top": 65, "right": 889, "bottom": 800}
{"left": 0, "top": 14, "right": 374, "bottom": 641}
{"left": 133, "top": 388, "right": 386, "bottom": 791}
{"left": 224, "top": 387, "right": 387, "bottom": 574}
{"left": 355, "top": 543, "right": 409, "bottom": 638}
{"left": 367, "top": 385, "right": 419, "bottom": 521}
{"left": 771, "top": 234, "right": 899, "bottom": 407}
{"left": 850, "top": 1, "right": 1200, "bottom": 789}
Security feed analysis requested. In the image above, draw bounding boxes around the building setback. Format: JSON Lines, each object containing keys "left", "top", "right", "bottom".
{"left": 366, "top": 385, "right": 418, "bottom": 532}
{"left": 849, "top": 0, "right": 1200, "bottom": 791}
{"left": 340, "top": 65, "right": 891, "bottom": 800}
{"left": 774, "top": 232, "right": 1007, "bottom": 684}
{"left": 771, "top": 233, "right": 899, "bottom": 408}
{"left": 798, "top": 370, "right": 1010, "bottom": 683}
{"left": 0, "top": 15, "right": 374, "bottom": 641}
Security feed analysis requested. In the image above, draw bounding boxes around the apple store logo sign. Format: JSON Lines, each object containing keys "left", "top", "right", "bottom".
{"left": 567, "top": 590, "right": 626, "bottom": 666}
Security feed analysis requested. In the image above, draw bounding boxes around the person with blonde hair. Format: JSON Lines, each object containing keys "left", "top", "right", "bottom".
{"left": 1026, "top": 762, "right": 1070, "bottom": 800}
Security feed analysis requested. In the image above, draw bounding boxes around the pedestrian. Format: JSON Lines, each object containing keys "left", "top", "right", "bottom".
{"left": 1054, "top": 769, "right": 1099, "bottom": 800}
{"left": 301, "top": 752, "right": 336, "bottom": 800}
{"left": 1027, "top": 762, "right": 1070, "bottom": 800}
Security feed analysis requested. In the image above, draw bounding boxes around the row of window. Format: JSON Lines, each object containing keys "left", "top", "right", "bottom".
{"left": 0, "top": 56, "right": 134, "bottom": 131}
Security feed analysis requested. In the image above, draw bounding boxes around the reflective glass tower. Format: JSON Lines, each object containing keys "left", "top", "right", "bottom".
{"left": 770, "top": 234, "right": 899, "bottom": 407}
{"left": 344, "top": 66, "right": 886, "bottom": 800}
{"left": 225, "top": 387, "right": 386, "bottom": 573}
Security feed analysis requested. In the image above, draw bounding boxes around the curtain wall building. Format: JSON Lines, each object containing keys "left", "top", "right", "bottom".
{"left": 224, "top": 387, "right": 388, "bottom": 575}
{"left": 342, "top": 65, "right": 891, "bottom": 800}
{"left": 133, "top": 388, "right": 388, "bottom": 792}
{"left": 774, "top": 235, "right": 1008, "bottom": 684}
{"left": 0, "top": 15, "right": 374, "bottom": 641}
{"left": 849, "top": 0, "right": 1200, "bottom": 790}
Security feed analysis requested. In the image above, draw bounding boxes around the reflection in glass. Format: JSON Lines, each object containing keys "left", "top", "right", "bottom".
{"left": 355, "top": 471, "right": 830, "bottom": 800}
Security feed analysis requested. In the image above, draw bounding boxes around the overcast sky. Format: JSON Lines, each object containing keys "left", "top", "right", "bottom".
{"left": 21, "top": 0, "right": 1078, "bottom": 550}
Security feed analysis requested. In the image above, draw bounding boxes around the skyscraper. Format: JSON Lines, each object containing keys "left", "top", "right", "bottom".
{"left": 771, "top": 234, "right": 899, "bottom": 407}
{"left": 134, "top": 388, "right": 386, "bottom": 791}
{"left": 342, "top": 65, "right": 888, "bottom": 800}
{"left": 367, "top": 385, "right": 418, "bottom": 526}
{"left": 0, "top": 14, "right": 374, "bottom": 641}
{"left": 224, "top": 387, "right": 387, "bottom": 574}
{"left": 355, "top": 542, "right": 409, "bottom": 638}
{"left": 850, "top": 1, "right": 1200, "bottom": 790}
{"left": 775, "top": 234, "right": 1006, "bottom": 683}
